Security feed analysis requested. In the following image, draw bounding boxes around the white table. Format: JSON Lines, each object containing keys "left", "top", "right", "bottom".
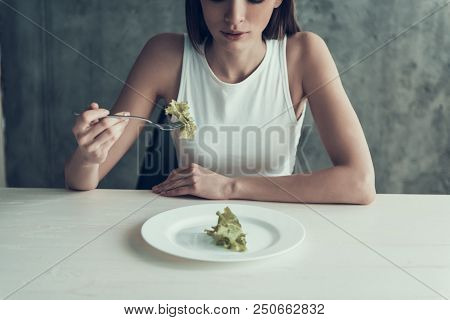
{"left": 0, "top": 188, "right": 449, "bottom": 299}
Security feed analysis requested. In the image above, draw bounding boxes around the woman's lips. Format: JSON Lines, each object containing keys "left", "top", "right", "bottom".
{"left": 221, "top": 31, "right": 248, "bottom": 41}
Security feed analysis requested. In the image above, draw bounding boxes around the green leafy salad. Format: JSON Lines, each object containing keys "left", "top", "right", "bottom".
{"left": 205, "top": 207, "right": 247, "bottom": 252}
{"left": 164, "top": 100, "right": 197, "bottom": 139}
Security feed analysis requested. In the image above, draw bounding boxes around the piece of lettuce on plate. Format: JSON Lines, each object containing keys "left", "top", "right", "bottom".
{"left": 205, "top": 206, "right": 247, "bottom": 252}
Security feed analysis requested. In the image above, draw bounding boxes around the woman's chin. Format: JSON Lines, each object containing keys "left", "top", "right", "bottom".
{"left": 214, "top": 36, "right": 252, "bottom": 52}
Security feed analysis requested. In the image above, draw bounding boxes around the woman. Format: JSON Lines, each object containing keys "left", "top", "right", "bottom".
{"left": 65, "top": 0, "right": 376, "bottom": 204}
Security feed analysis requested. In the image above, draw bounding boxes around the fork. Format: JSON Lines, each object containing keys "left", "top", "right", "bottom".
{"left": 73, "top": 112, "right": 184, "bottom": 131}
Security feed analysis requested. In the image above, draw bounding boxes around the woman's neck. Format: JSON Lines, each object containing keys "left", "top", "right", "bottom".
{"left": 205, "top": 38, "right": 266, "bottom": 84}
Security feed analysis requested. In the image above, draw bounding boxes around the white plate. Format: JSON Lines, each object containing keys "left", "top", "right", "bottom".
{"left": 141, "top": 203, "right": 305, "bottom": 262}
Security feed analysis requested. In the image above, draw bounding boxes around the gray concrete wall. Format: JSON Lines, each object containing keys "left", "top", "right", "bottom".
{"left": 0, "top": 47, "right": 5, "bottom": 187}
{"left": 1, "top": 0, "right": 449, "bottom": 193}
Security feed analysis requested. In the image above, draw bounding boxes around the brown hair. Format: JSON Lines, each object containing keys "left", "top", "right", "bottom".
{"left": 185, "top": 0, "right": 301, "bottom": 53}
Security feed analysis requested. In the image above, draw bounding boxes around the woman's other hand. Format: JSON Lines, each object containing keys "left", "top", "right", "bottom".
{"left": 152, "top": 163, "right": 234, "bottom": 200}
{"left": 72, "top": 102, "right": 130, "bottom": 165}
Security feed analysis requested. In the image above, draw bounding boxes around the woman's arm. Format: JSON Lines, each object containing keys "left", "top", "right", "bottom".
{"left": 231, "top": 32, "right": 376, "bottom": 204}
{"left": 229, "top": 166, "right": 374, "bottom": 204}
{"left": 152, "top": 162, "right": 374, "bottom": 204}
{"left": 65, "top": 33, "right": 183, "bottom": 190}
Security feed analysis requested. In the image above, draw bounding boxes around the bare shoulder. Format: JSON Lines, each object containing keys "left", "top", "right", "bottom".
{"left": 139, "top": 33, "right": 184, "bottom": 98}
{"left": 286, "top": 32, "right": 328, "bottom": 107}
{"left": 287, "top": 31, "right": 338, "bottom": 95}
{"left": 287, "top": 31, "right": 330, "bottom": 66}
{"left": 143, "top": 32, "right": 184, "bottom": 61}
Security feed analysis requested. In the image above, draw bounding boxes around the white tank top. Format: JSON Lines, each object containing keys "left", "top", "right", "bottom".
{"left": 173, "top": 34, "right": 306, "bottom": 177}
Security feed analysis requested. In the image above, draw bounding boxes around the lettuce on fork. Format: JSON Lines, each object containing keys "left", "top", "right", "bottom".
{"left": 205, "top": 207, "right": 247, "bottom": 252}
{"left": 164, "top": 100, "right": 197, "bottom": 139}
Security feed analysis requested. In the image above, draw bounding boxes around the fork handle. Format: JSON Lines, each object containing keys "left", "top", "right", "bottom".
{"left": 73, "top": 112, "right": 151, "bottom": 122}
